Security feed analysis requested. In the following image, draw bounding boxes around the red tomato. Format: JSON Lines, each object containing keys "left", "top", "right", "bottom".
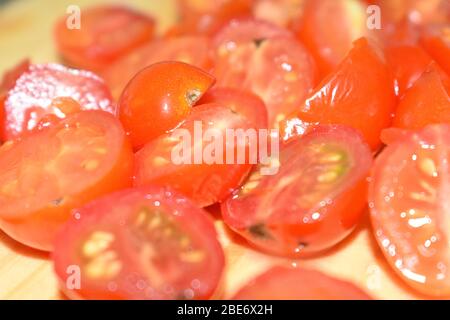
{"left": 283, "top": 38, "right": 396, "bottom": 151}
{"left": 212, "top": 19, "right": 317, "bottom": 128}
{"left": 369, "top": 124, "right": 450, "bottom": 297}
{"left": 0, "top": 62, "right": 114, "bottom": 141}
{"left": 386, "top": 45, "right": 433, "bottom": 98}
{"left": 233, "top": 266, "right": 372, "bottom": 299}
{"left": 393, "top": 63, "right": 450, "bottom": 130}
{"left": 134, "top": 103, "right": 255, "bottom": 207}
{"left": 199, "top": 87, "right": 269, "bottom": 129}
{"left": 221, "top": 125, "right": 372, "bottom": 257}
{"left": 296, "top": 0, "right": 377, "bottom": 77}
{"left": 53, "top": 185, "right": 225, "bottom": 300}
{"left": 103, "top": 36, "right": 214, "bottom": 100}
{"left": 421, "top": 25, "right": 450, "bottom": 76}
{"left": 54, "top": 5, "right": 155, "bottom": 72}
{"left": 118, "top": 62, "right": 215, "bottom": 149}
{"left": 0, "top": 111, "right": 133, "bottom": 251}
{"left": 252, "top": 0, "right": 305, "bottom": 28}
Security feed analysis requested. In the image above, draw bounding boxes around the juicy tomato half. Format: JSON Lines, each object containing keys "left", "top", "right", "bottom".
{"left": 134, "top": 103, "right": 255, "bottom": 208}
{"left": 0, "top": 111, "right": 133, "bottom": 251}
{"left": 393, "top": 63, "right": 450, "bottom": 130}
{"left": 53, "top": 185, "right": 225, "bottom": 300}
{"left": 54, "top": 5, "right": 155, "bottom": 72}
{"left": 0, "top": 61, "right": 114, "bottom": 141}
{"left": 212, "top": 19, "right": 317, "bottom": 128}
{"left": 221, "top": 125, "right": 372, "bottom": 257}
{"left": 118, "top": 61, "right": 215, "bottom": 149}
{"left": 370, "top": 124, "right": 450, "bottom": 297}
{"left": 103, "top": 36, "right": 214, "bottom": 100}
{"left": 233, "top": 266, "right": 372, "bottom": 300}
{"left": 283, "top": 37, "right": 396, "bottom": 151}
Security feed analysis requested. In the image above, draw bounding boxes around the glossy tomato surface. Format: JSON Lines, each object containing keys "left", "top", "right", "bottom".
{"left": 53, "top": 185, "right": 225, "bottom": 300}
{"left": 0, "top": 62, "right": 114, "bottom": 140}
{"left": 0, "top": 111, "right": 133, "bottom": 251}
{"left": 233, "top": 266, "right": 372, "bottom": 299}
{"left": 222, "top": 125, "right": 372, "bottom": 257}
{"left": 370, "top": 124, "right": 450, "bottom": 297}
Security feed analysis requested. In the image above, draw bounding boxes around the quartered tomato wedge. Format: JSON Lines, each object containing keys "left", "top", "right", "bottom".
{"left": 134, "top": 103, "right": 255, "bottom": 208}
{"left": 233, "top": 266, "right": 372, "bottom": 300}
{"left": 0, "top": 62, "right": 114, "bottom": 141}
{"left": 421, "top": 25, "right": 450, "bottom": 76}
{"left": 53, "top": 185, "right": 225, "bottom": 300}
{"left": 103, "top": 36, "right": 214, "bottom": 99}
{"left": 369, "top": 124, "right": 450, "bottom": 297}
{"left": 212, "top": 19, "right": 317, "bottom": 128}
{"left": 221, "top": 125, "right": 372, "bottom": 257}
{"left": 283, "top": 38, "right": 396, "bottom": 151}
{"left": 0, "top": 111, "right": 133, "bottom": 251}
{"left": 54, "top": 5, "right": 155, "bottom": 72}
{"left": 393, "top": 63, "right": 450, "bottom": 130}
{"left": 118, "top": 61, "right": 215, "bottom": 149}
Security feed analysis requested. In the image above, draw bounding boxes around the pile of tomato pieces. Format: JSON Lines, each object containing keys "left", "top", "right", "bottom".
{"left": 0, "top": 0, "right": 449, "bottom": 300}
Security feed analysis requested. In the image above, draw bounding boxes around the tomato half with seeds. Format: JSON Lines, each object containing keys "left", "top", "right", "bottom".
{"left": 118, "top": 61, "right": 215, "bottom": 149}
{"left": 212, "top": 19, "right": 317, "bottom": 128}
{"left": 369, "top": 124, "right": 450, "bottom": 297}
{"left": 0, "top": 62, "right": 114, "bottom": 141}
{"left": 54, "top": 5, "right": 155, "bottom": 72}
{"left": 0, "top": 111, "right": 133, "bottom": 251}
{"left": 134, "top": 103, "right": 255, "bottom": 207}
{"left": 53, "top": 185, "right": 225, "bottom": 300}
{"left": 103, "top": 36, "right": 213, "bottom": 100}
{"left": 221, "top": 125, "right": 372, "bottom": 257}
{"left": 233, "top": 266, "right": 372, "bottom": 299}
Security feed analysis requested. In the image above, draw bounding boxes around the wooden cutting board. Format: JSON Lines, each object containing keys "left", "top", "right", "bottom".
{"left": 0, "top": 0, "right": 423, "bottom": 300}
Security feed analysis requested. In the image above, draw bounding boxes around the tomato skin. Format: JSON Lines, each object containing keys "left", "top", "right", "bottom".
{"left": 0, "top": 111, "right": 134, "bottom": 251}
{"left": 0, "top": 62, "right": 114, "bottom": 141}
{"left": 54, "top": 5, "right": 155, "bottom": 72}
{"left": 222, "top": 125, "right": 372, "bottom": 257}
{"left": 53, "top": 185, "right": 225, "bottom": 300}
{"left": 118, "top": 62, "right": 215, "bottom": 149}
{"left": 420, "top": 26, "right": 450, "bottom": 76}
{"left": 393, "top": 63, "right": 450, "bottom": 130}
{"left": 233, "top": 266, "right": 372, "bottom": 299}
{"left": 286, "top": 38, "right": 396, "bottom": 151}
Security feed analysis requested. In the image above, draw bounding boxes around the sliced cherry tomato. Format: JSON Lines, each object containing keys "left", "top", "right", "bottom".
{"left": 386, "top": 45, "right": 433, "bottom": 98}
{"left": 369, "top": 124, "right": 450, "bottom": 297}
{"left": 233, "top": 266, "right": 372, "bottom": 299}
{"left": 0, "top": 62, "right": 114, "bottom": 141}
{"left": 54, "top": 5, "right": 155, "bottom": 72}
{"left": 118, "top": 61, "right": 215, "bottom": 149}
{"left": 199, "top": 87, "right": 269, "bottom": 129}
{"left": 421, "top": 25, "right": 450, "bottom": 76}
{"left": 0, "top": 111, "right": 133, "bottom": 251}
{"left": 296, "top": 0, "right": 378, "bottom": 77}
{"left": 221, "top": 125, "right": 372, "bottom": 257}
{"left": 212, "top": 19, "right": 317, "bottom": 128}
{"left": 103, "top": 36, "right": 214, "bottom": 100}
{"left": 134, "top": 103, "right": 255, "bottom": 207}
{"left": 53, "top": 185, "right": 224, "bottom": 300}
{"left": 283, "top": 38, "right": 396, "bottom": 151}
{"left": 393, "top": 63, "right": 450, "bottom": 130}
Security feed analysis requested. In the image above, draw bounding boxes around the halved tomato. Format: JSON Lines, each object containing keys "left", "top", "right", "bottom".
{"left": 54, "top": 5, "right": 155, "bottom": 72}
{"left": 0, "top": 62, "right": 114, "bottom": 140}
{"left": 134, "top": 103, "right": 255, "bottom": 207}
{"left": 118, "top": 61, "right": 215, "bottom": 149}
{"left": 0, "top": 111, "right": 133, "bottom": 251}
{"left": 212, "top": 19, "right": 317, "bottom": 128}
{"left": 221, "top": 125, "right": 372, "bottom": 257}
{"left": 233, "top": 266, "right": 372, "bottom": 299}
{"left": 53, "top": 185, "right": 225, "bottom": 300}
{"left": 370, "top": 124, "right": 450, "bottom": 297}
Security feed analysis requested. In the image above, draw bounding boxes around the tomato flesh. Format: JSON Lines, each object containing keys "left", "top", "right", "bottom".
{"left": 221, "top": 125, "right": 372, "bottom": 257}
{"left": 420, "top": 25, "right": 450, "bottom": 76}
{"left": 0, "top": 111, "right": 133, "bottom": 251}
{"left": 53, "top": 185, "right": 225, "bottom": 300}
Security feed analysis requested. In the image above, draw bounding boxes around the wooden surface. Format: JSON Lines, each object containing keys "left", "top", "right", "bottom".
{"left": 0, "top": 0, "right": 424, "bottom": 300}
